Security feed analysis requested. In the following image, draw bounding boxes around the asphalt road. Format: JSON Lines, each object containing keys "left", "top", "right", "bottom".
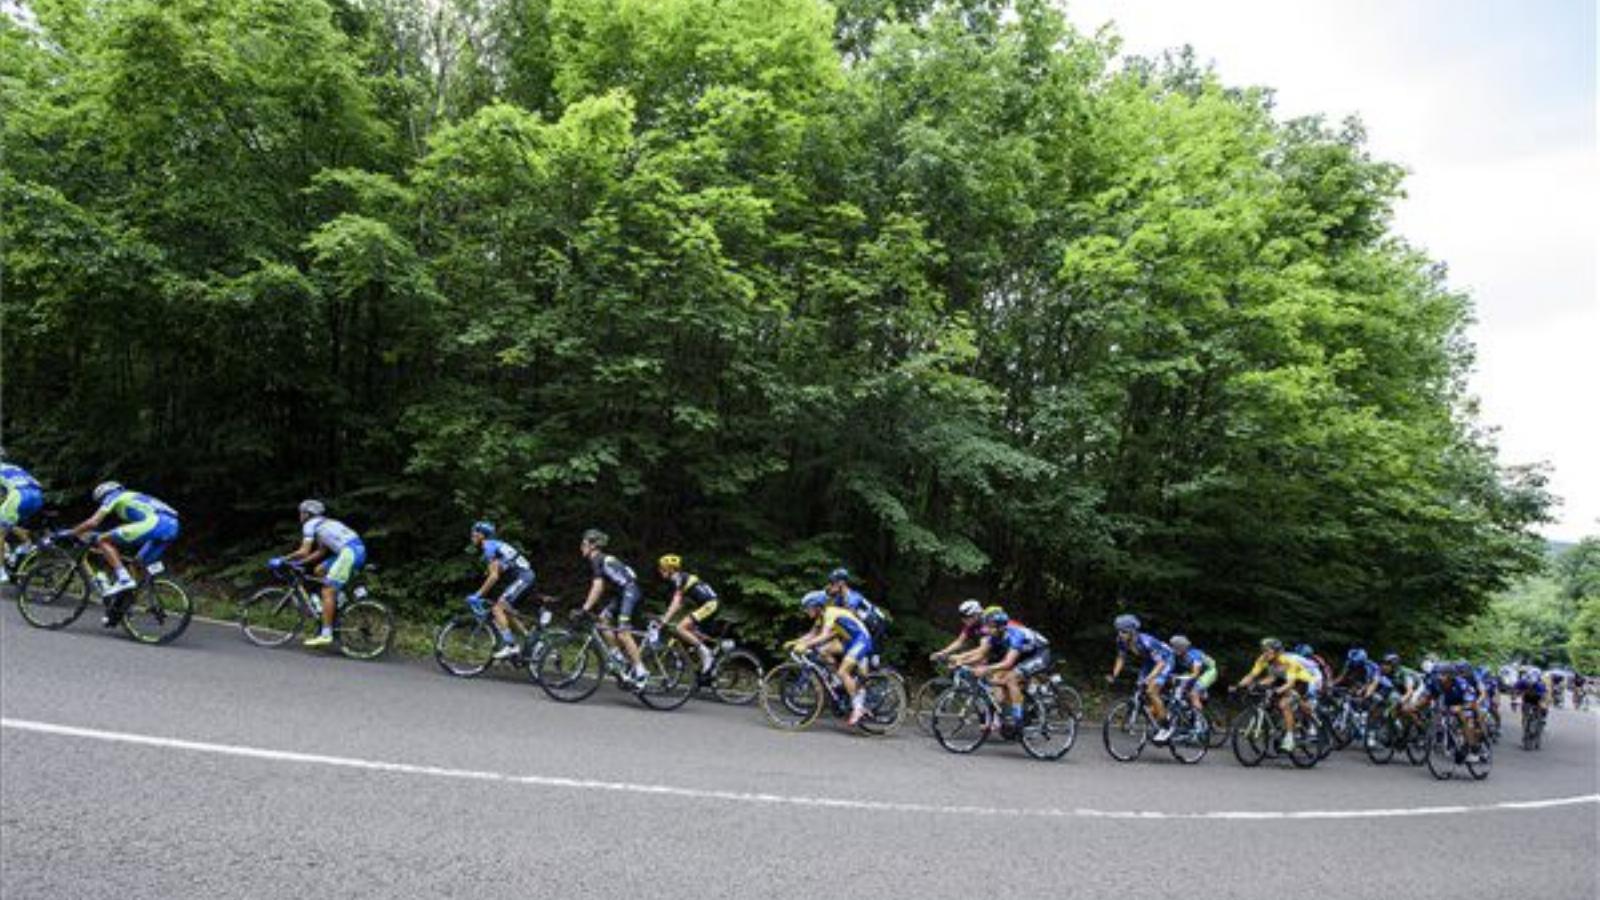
{"left": 1, "top": 614, "right": 1596, "bottom": 900}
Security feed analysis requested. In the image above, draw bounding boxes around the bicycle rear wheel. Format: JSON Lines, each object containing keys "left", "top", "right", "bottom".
{"left": 912, "top": 677, "right": 951, "bottom": 735}
{"left": 932, "top": 687, "right": 991, "bottom": 754}
{"left": 1102, "top": 699, "right": 1150, "bottom": 762}
{"left": 1021, "top": 693, "right": 1077, "bottom": 761}
{"left": 15, "top": 549, "right": 90, "bottom": 629}
{"left": 120, "top": 578, "right": 192, "bottom": 645}
{"left": 535, "top": 631, "right": 605, "bottom": 703}
{"left": 239, "top": 586, "right": 305, "bottom": 647}
{"left": 336, "top": 600, "right": 393, "bottom": 660}
{"left": 1166, "top": 706, "right": 1208, "bottom": 765}
{"left": 709, "top": 649, "right": 763, "bottom": 705}
{"left": 759, "top": 663, "right": 823, "bottom": 731}
{"left": 637, "top": 640, "right": 694, "bottom": 711}
{"left": 1364, "top": 713, "right": 1397, "bottom": 765}
{"left": 857, "top": 671, "right": 907, "bottom": 735}
{"left": 435, "top": 615, "right": 497, "bottom": 677}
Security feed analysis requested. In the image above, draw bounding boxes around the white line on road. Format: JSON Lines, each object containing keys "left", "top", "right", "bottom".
{"left": 4, "top": 717, "right": 1596, "bottom": 822}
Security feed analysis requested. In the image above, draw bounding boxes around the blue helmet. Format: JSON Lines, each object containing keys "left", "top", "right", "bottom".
{"left": 1113, "top": 614, "right": 1140, "bottom": 632}
{"left": 827, "top": 567, "right": 851, "bottom": 584}
{"left": 984, "top": 608, "right": 1009, "bottom": 628}
{"left": 1294, "top": 644, "right": 1314, "bottom": 657}
{"left": 1347, "top": 648, "right": 1368, "bottom": 663}
{"left": 471, "top": 521, "right": 495, "bottom": 538}
{"left": 801, "top": 590, "right": 828, "bottom": 610}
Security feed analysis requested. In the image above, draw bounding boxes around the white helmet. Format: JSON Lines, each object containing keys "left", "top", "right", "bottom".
{"left": 93, "top": 481, "right": 123, "bottom": 503}
{"left": 957, "top": 599, "right": 982, "bottom": 618}
{"left": 298, "top": 499, "right": 325, "bottom": 517}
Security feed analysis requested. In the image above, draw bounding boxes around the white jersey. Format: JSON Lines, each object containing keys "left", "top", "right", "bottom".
{"left": 302, "top": 516, "right": 360, "bottom": 554}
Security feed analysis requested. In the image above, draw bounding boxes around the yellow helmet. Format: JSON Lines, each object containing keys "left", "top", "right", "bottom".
{"left": 983, "top": 605, "right": 1005, "bottom": 617}
{"left": 658, "top": 554, "right": 682, "bottom": 570}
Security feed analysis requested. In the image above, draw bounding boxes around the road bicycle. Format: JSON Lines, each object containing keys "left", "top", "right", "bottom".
{"left": 534, "top": 611, "right": 695, "bottom": 710}
{"left": 1425, "top": 706, "right": 1491, "bottom": 781}
{"left": 930, "top": 666, "right": 1076, "bottom": 760}
{"left": 1103, "top": 679, "right": 1211, "bottom": 764}
{"left": 238, "top": 561, "right": 393, "bottom": 660}
{"left": 669, "top": 617, "right": 764, "bottom": 705}
{"left": 434, "top": 594, "right": 566, "bottom": 679}
{"left": 1519, "top": 703, "right": 1546, "bottom": 751}
{"left": 15, "top": 530, "right": 192, "bottom": 644}
{"left": 1228, "top": 687, "right": 1327, "bottom": 768}
{"left": 914, "top": 658, "right": 1085, "bottom": 735}
{"left": 759, "top": 649, "right": 907, "bottom": 734}
{"left": 1319, "top": 688, "right": 1367, "bottom": 754}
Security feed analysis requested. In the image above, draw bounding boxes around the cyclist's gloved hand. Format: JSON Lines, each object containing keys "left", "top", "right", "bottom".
{"left": 467, "top": 594, "right": 487, "bottom": 615}
{"left": 268, "top": 557, "right": 284, "bottom": 570}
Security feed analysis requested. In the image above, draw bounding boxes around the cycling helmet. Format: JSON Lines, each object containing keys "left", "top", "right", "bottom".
{"left": 471, "top": 520, "right": 495, "bottom": 538}
{"left": 801, "top": 590, "right": 828, "bottom": 610}
{"left": 1170, "top": 634, "right": 1191, "bottom": 651}
{"left": 93, "top": 481, "right": 123, "bottom": 503}
{"left": 1261, "top": 637, "right": 1284, "bottom": 652}
{"left": 658, "top": 554, "right": 682, "bottom": 570}
{"left": 1421, "top": 659, "right": 1436, "bottom": 674}
{"left": 827, "top": 567, "right": 851, "bottom": 584}
{"left": 984, "top": 608, "right": 1010, "bottom": 628}
{"left": 1382, "top": 652, "right": 1401, "bottom": 666}
{"left": 298, "top": 499, "right": 325, "bottom": 517}
{"left": 1347, "top": 648, "right": 1368, "bottom": 663}
{"left": 1294, "top": 643, "right": 1313, "bottom": 656}
{"left": 957, "top": 599, "right": 983, "bottom": 618}
{"left": 581, "top": 528, "right": 608, "bottom": 548}
{"left": 1113, "top": 614, "right": 1140, "bottom": 632}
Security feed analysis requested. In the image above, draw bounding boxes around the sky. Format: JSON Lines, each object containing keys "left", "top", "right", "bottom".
{"left": 1064, "top": 0, "right": 1599, "bottom": 541}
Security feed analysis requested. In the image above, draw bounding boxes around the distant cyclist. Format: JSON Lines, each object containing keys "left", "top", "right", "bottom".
{"left": 824, "top": 567, "right": 888, "bottom": 653}
{"left": 1340, "top": 648, "right": 1388, "bottom": 706}
{"left": 273, "top": 499, "right": 366, "bottom": 649}
{"left": 577, "top": 529, "right": 648, "bottom": 686}
{"left": 68, "top": 482, "right": 180, "bottom": 626}
{"left": 963, "top": 607, "right": 1050, "bottom": 733}
{"left": 468, "top": 521, "right": 536, "bottom": 660}
{"left": 1169, "top": 635, "right": 1217, "bottom": 730}
{"left": 1295, "top": 644, "right": 1335, "bottom": 686}
{"left": 1438, "top": 662, "right": 1486, "bottom": 763}
{"left": 929, "top": 599, "right": 987, "bottom": 664}
{"left": 656, "top": 554, "right": 719, "bottom": 676}
{"left": 1234, "top": 637, "right": 1320, "bottom": 752}
{"left": 1107, "top": 614, "right": 1175, "bottom": 742}
{"left": 788, "top": 590, "right": 872, "bottom": 726}
{"left": 0, "top": 449, "right": 45, "bottom": 581}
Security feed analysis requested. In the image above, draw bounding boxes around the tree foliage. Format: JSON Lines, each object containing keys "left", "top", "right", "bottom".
{"left": 1, "top": 0, "right": 1550, "bottom": 663}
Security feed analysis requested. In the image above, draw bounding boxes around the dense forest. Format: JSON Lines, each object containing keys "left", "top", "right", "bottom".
{"left": 0, "top": 0, "right": 1558, "bottom": 664}
{"left": 1445, "top": 538, "right": 1600, "bottom": 671}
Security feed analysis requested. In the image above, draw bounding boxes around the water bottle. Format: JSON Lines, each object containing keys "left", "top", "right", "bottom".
{"left": 646, "top": 621, "right": 662, "bottom": 646}
{"left": 94, "top": 572, "right": 113, "bottom": 595}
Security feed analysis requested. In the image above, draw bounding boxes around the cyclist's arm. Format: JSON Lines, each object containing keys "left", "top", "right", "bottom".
{"left": 932, "top": 635, "right": 968, "bottom": 659}
{"left": 1146, "top": 657, "right": 1169, "bottom": 681}
{"left": 661, "top": 589, "right": 686, "bottom": 624}
{"left": 1108, "top": 651, "right": 1126, "bottom": 682}
{"left": 70, "top": 507, "right": 112, "bottom": 537}
{"left": 980, "top": 648, "right": 1021, "bottom": 676}
{"left": 474, "top": 559, "right": 502, "bottom": 598}
{"left": 283, "top": 538, "right": 318, "bottom": 564}
{"left": 581, "top": 576, "right": 605, "bottom": 613}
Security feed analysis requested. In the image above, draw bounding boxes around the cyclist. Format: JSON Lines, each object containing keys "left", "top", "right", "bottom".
{"left": 577, "top": 529, "right": 648, "bottom": 686}
{"left": 274, "top": 499, "right": 365, "bottom": 649}
{"left": 1340, "top": 648, "right": 1388, "bottom": 706}
{"left": 1437, "top": 662, "right": 1485, "bottom": 763}
{"left": 1169, "top": 635, "right": 1217, "bottom": 730}
{"left": 825, "top": 567, "right": 888, "bottom": 653}
{"left": 656, "top": 554, "right": 719, "bottom": 677}
{"left": 68, "top": 482, "right": 181, "bottom": 625}
{"left": 789, "top": 589, "right": 872, "bottom": 726}
{"left": 1234, "top": 638, "right": 1321, "bottom": 752}
{"left": 468, "top": 521, "right": 536, "bottom": 660}
{"left": 1107, "top": 614, "right": 1175, "bottom": 742}
{"left": 1295, "top": 643, "right": 1335, "bottom": 686}
{"left": 929, "top": 599, "right": 987, "bottom": 664}
{"left": 1379, "top": 652, "right": 1422, "bottom": 720}
{"left": 965, "top": 607, "right": 1050, "bottom": 732}
{"left": 0, "top": 450, "right": 45, "bottom": 582}
{"left": 1513, "top": 666, "right": 1551, "bottom": 726}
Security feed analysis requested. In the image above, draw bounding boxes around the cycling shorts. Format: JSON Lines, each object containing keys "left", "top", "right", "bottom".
{"left": 496, "top": 568, "right": 535, "bottom": 606}
{"left": 601, "top": 583, "right": 644, "bottom": 624}
{"left": 839, "top": 630, "right": 872, "bottom": 664}
{"left": 1015, "top": 649, "right": 1052, "bottom": 679}
{"left": 110, "top": 514, "right": 180, "bottom": 565}
{"left": 688, "top": 599, "right": 719, "bottom": 623}
{"left": 1, "top": 487, "right": 43, "bottom": 529}
{"left": 323, "top": 540, "right": 367, "bottom": 588}
{"left": 1140, "top": 663, "right": 1169, "bottom": 687}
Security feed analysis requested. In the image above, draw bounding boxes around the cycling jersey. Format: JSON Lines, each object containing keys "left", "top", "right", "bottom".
{"left": 1, "top": 464, "right": 41, "bottom": 493}
{"left": 1175, "top": 647, "right": 1216, "bottom": 678}
{"left": 481, "top": 538, "right": 532, "bottom": 572}
{"left": 821, "top": 606, "right": 871, "bottom": 661}
{"left": 669, "top": 571, "right": 717, "bottom": 604}
{"left": 1345, "top": 659, "right": 1380, "bottom": 686}
{"left": 302, "top": 516, "right": 360, "bottom": 555}
{"left": 100, "top": 490, "right": 179, "bottom": 525}
{"left": 995, "top": 623, "right": 1049, "bottom": 656}
{"left": 1247, "top": 652, "right": 1317, "bottom": 685}
{"left": 1388, "top": 666, "right": 1422, "bottom": 693}
{"left": 590, "top": 553, "right": 637, "bottom": 591}
{"left": 1117, "top": 632, "right": 1173, "bottom": 666}
{"left": 1439, "top": 677, "right": 1478, "bottom": 707}
{"left": 99, "top": 489, "right": 181, "bottom": 564}
{"left": 0, "top": 464, "right": 43, "bottom": 528}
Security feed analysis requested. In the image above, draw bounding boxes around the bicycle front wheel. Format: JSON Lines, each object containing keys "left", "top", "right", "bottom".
{"left": 239, "top": 586, "right": 305, "bottom": 647}
{"left": 336, "top": 600, "right": 394, "bottom": 660}
{"left": 1231, "top": 707, "right": 1271, "bottom": 767}
{"left": 637, "top": 640, "right": 695, "bottom": 711}
{"left": 932, "top": 687, "right": 991, "bottom": 754}
{"left": 435, "top": 615, "right": 497, "bottom": 677}
{"left": 759, "top": 663, "right": 823, "bottom": 731}
{"left": 15, "top": 549, "right": 90, "bottom": 630}
{"left": 710, "top": 649, "right": 763, "bottom": 705}
{"left": 121, "top": 578, "right": 193, "bottom": 645}
{"left": 856, "top": 671, "right": 907, "bottom": 735}
{"left": 1425, "top": 720, "right": 1457, "bottom": 781}
{"left": 535, "top": 631, "right": 605, "bottom": 703}
{"left": 1103, "top": 699, "right": 1150, "bottom": 762}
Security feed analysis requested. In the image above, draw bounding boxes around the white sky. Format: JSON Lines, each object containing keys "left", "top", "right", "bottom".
{"left": 1065, "top": 0, "right": 1600, "bottom": 541}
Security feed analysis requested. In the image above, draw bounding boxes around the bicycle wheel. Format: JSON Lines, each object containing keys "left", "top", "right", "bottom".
{"left": 857, "top": 671, "right": 907, "bottom": 735}
{"left": 435, "top": 615, "right": 497, "bottom": 677}
{"left": 15, "top": 549, "right": 90, "bottom": 629}
{"left": 1364, "top": 713, "right": 1397, "bottom": 765}
{"left": 710, "top": 649, "right": 763, "bottom": 705}
{"left": 1465, "top": 739, "right": 1492, "bottom": 780}
{"left": 1205, "top": 707, "right": 1230, "bottom": 748}
{"left": 1288, "top": 717, "right": 1321, "bottom": 768}
{"left": 637, "top": 640, "right": 695, "bottom": 711}
{"left": 120, "top": 578, "right": 192, "bottom": 645}
{"left": 1167, "top": 706, "right": 1208, "bottom": 765}
{"left": 1425, "top": 720, "right": 1457, "bottom": 781}
{"left": 1231, "top": 707, "right": 1271, "bottom": 767}
{"left": 931, "top": 687, "right": 991, "bottom": 754}
{"left": 535, "top": 631, "right": 606, "bottom": 703}
{"left": 912, "top": 677, "right": 951, "bottom": 735}
{"left": 760, "top": 662, "right": 823, "bottom": 731}
{"left": 336, "top": 600, "right": 393, "bottom": 660}
{"left": 1021, "top": 693, "right": 1077, "bottom": 761}
{"left": 239, "top": 586, "right": 306, "bottom": 647}
{"left": 1056, "top": 684, "right": 1086, "bottom": 721}
{"left": 1103, "top": 699, "right": 1150, "bottom": 762}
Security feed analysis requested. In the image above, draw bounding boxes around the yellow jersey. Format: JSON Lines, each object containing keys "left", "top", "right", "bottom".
{"left": 821, "top": 606, "right": 868, "bottom": 643}
{"left": 1247, "top": 651, "right": 1317, "bottom": 685}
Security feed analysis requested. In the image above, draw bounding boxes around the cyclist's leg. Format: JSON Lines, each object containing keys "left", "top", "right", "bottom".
{"left": 492, "top": 570, "right": 533, "bottom": 645}
{"left": 614, "top": 585, "right": 646, "bottom": 674}
{"left": 320, "top": 542, "right": 362, "bottom": 631}
{"left": 679, "top": 600, "right": 716, "bottom": 670}
{"left": 103, "top": 517, "right": 158, "bottom": 588}
{"left": 1146, "top": 669, "right": 1169, "bottom": 722}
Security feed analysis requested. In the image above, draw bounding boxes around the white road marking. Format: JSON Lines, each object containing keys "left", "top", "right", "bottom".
{"left": 4, "top": 717, "right": 1596, "bottom": 822}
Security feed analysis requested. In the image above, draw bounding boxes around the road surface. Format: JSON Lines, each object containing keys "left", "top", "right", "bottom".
{"left": 2, "top": 614, "right": 1595, "bottom": 899}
